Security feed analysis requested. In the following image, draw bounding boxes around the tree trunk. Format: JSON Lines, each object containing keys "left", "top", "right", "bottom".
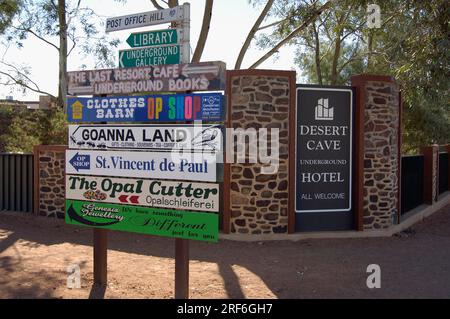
{"left": 312, "top": 22, "right": 322, "bottom": 85}
{"left": 367, "top": 31, "right": 373, "bottom": 71}
{"left": 58, "top": 0, "right": 67, "bottom": 112}
{"left": 191, "top": 0, "right": 213, "bottom": 63}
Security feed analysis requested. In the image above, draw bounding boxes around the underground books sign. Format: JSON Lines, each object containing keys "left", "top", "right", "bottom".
{"left": 68, "top": 124, "right": 223, "bottom": 152}
{"left": 66, "top": 150, "right": 220, "bottom": 182}
{"left": 66, "top": 93, "right": 223, "bottom": 123}
{"left": 67, "top": 61, "right": 225, "bottom": 95}
{"left": 66, "top": 175, "right": 220, "bottom": 212}
{"left": 65, "top": 200, "right": 218, "bottom": 243}
{"left": 295, "top": 86, "right": 353, "bottom": 213}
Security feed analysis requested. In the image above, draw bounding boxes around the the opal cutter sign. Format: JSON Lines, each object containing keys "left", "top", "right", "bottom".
{"left": 66, "top": 149, "right": 220, "bottom": 182}
{"left": 66, "top": 93, "right": 224, "bottom": 122}
{"left": 66, "top": 175, "right": 219, "bottom": 212}
{"left": 68, "top": 124, "right": 223, "bottom": 152}
{"left": 295, "top": 86, "right": 353, "bottom": 213}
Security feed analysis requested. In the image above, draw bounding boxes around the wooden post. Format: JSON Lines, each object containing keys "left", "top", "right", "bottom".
{"left": 421, "top": 145, "right": 439, "bottom": 204}
{"left": 93, "top": 228, "right": 108, "bottom": 285}
{"left": 175, "top": 238, "right": 189, "bottom": 299}
{"left": 447, "top": 145, "right": 450, "bottom": 191}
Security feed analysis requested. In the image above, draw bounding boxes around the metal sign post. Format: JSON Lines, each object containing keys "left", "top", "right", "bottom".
{"left": 176, "top": 6, "right": 191, "bottom": 298}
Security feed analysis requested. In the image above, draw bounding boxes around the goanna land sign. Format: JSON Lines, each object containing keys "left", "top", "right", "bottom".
{"left": 65, "top": 200, "right": 218, "bottom": 242}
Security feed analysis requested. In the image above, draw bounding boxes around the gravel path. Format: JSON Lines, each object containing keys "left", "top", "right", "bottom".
{"left": 0, "top": 204, "right": 449, "bottom": 299}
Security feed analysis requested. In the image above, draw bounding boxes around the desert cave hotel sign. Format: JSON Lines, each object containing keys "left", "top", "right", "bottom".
{"left": 295, "top": 86, "right": 353, "bottom": 213}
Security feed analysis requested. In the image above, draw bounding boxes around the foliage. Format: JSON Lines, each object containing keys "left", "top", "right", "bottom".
{"left": 0, "top": 106, "right": 67, "bottom": 153}
{"left": 254, "top": 0, "right": 449, "bottom": 153}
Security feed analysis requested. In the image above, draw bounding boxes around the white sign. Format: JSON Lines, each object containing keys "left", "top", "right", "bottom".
{"left": 66, "top": 149, "right": 219, "bottom": 182}
{"left": 66, "top": 175, "right": 220, "bottom": 212}
{"left": 69, "top": 124, "right": 223, "bottom": 152}
{"left": 106, "top": 5, "right": 184, "bottom": 33}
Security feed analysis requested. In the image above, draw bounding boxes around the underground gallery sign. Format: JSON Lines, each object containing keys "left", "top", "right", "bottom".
{"left": 65, "top": 200, "right": 218, "bottom": 242}
{"left": 68, "top": 124, "right": 223, "bottom": 152}
{"left": 67, "top": 61, "right": 226, "bottom": 95}
{"left": 66, "top": 149, "right": 220, "bottom": 182}
{"left": 66, "top": 93, "right": 224, "bottom": 122}
{"left": 66, "top": 175, "right": 220, "bottom": 212}
{"left": 295, "top": 86, "right": 353, "bottom": 213}
{"left": 119, "top": 45, "right": 181, "bottom": 68}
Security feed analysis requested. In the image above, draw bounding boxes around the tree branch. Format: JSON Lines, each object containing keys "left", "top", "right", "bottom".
{"left": 249, "top": 0, "right": 334, "bottom": 69}
{"left": 0, "top": 70, "right": 56, "bottom": 98}
{"left": 191, "top": 0, "right": 213, "bottom": 63}
{"left": 235, "top": 0, "right": 275, "bottom": 69}
{"left": 150, "top": 0, "right": 165, "bottom": 10}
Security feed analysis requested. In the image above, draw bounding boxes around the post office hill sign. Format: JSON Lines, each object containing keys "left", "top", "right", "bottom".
{"left": 67, "top": 93, "right": 224, "bottom": 122}
{"left": 295, "top": 86, "right": 353, "bottom": 213}
{"left": 66, "top": 175, "right": 219, "bottom": 212}
{"left": 67, "top": 61, "right": 225, "bottom": 95}
{"left": 68, "top": 124, "right": 223, "bottom": 152}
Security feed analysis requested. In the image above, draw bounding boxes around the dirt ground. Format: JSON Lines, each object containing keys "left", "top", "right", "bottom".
{"left": 1, "top": 204, "right": 450, "bottom": 299}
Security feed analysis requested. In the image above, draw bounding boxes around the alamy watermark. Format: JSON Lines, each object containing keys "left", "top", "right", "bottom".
{"left": 367, "top": 4, "right": 381, "bottom": 29}
{"left": 67, "top": 264, "right": 81, "bottom": 289}
{"left": 366, "top": 264, "right": 381, "bottom": 289}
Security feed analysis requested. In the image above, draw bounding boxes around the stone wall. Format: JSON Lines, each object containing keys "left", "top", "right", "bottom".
{"left": 351, "top": 75, "right": 400, "bottom": 230}
{"left": 226, "top": 70, "right": 295, "bottom": 234}
{"left": 33, "top": 145, "right": 66, "bottom": 218}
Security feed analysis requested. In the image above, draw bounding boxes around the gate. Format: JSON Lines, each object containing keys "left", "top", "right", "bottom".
{"left": 0, "top": 153, "right": 34, "bottom": 213}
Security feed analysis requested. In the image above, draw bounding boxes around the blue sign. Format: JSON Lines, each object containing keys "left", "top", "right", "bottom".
{"left": 69, "top": 153, "right": 91, "bottom": 172}
{"left": 67, "top": 93, "right": 224, "bottom": 123}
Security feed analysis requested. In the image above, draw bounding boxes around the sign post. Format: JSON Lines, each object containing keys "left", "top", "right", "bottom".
{"left": 93, "top": 228, "right": 108, "bottom": 285}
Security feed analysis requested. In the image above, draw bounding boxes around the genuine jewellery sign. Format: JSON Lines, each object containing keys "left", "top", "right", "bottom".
{"left": 67, "top": 61, "right": 226, "bottom": 95}
{"left": 66, "top": 93, "right": 224, "bottom": 122}
{"left": 295, "top": 86, "right": 353, "bottom": 213}
{"left": 65, "top": 175, "right": 219, "bottom": 212}
{"left": 68, "top": 124, "right": 223, "bottom": 152}
{"left": 66, "top": 149, "right": 220, "bottom": 182}
{"left": 65, "top": 200, "right": 218, "bottom": 242}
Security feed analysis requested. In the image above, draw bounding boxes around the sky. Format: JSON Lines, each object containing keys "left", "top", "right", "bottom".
{"left": 0, "top": 0, "right": 299, "bottom": 101}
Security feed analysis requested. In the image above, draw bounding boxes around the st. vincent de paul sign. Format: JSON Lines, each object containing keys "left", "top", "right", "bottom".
{"left": 295, "top": 86, "right": 353, "bottom": 213}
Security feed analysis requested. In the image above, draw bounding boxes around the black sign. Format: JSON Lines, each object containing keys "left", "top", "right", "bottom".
{"left": 295, "top": 86, "right": 353, "bottom": 213}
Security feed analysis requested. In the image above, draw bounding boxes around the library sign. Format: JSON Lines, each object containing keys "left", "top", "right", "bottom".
{"left": 295, "top": 86, "right": 353, "bottom": 213}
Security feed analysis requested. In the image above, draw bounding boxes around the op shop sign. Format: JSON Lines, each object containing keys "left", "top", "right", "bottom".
{"left": 66, "top": 175, "right": 220, "bottom": 212}
{"left": 66, "top": 149, "right": 220, "bottom": 182}
{"left": 67, "top": 61, "right": 225, "bottom": 95}
{"left": 66, "top": 93, "right": 224, "bottom": 123}
{"left": 65, "top": 200, "right": 218, "bottom": 243}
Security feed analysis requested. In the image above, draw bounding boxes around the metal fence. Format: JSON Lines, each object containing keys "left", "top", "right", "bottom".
{"left": 401, "top": 155, "right": 424, "bottom": 215}
{"left": 439, "top": 152, "right": 449, "bottom": 194}
{"left": 0, "top": 153, "right": 34, "bottom": 213}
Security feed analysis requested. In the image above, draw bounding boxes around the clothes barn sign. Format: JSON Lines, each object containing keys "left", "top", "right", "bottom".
{"left": 65, "top": 200, "right": 218, "bottom": 242}
{"left": 295, "top": 86, "right": 353, "bottom": 213}
{"left": 68, "top": 124, "right": 223, "bottom": 152}
{"left": 66, "top": 175, "right": 219, "bottom": 212}
{"left": 66, "top": 93, "right": 224, "bottom": 122}
{"left": 67, "top": 61, "right": 225, "bottom": 95}
{"left": 66, "top": 149, "right": 220, "bottom": 182}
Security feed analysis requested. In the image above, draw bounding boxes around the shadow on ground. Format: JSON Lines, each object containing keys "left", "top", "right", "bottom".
{"left": 1, "top": 204, "right": 450, "bottom": 298}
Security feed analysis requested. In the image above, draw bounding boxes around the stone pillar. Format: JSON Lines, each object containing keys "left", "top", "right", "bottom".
{"left": 351, "top": 75, "right": 401, "bottom": 230}
{"left": 421, "top": 145, "right": 439, "bottom": 204}
{"left": 33, "top": 145, "right": 67, "bottom": 218}
{"left": 224, "top": 70, "right": 296, "bottom": 235}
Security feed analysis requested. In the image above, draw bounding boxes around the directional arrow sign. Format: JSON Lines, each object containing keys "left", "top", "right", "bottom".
{"left": 127, "top": 29, "right": 179, "bottom": 48}
{"left": 119, "top": 45, "right": 180, "bottom": 68}
{"left": 118, "top": 195, "right": 139, "bottom": 204}
{"left": 67, "top": 61, "right": 226, "bottom": 95}
{"left": 106, "top": 5, "right": 185, "bottom": 33}
{"left": 68, "top": 153, "right": 90, "bottom": 172}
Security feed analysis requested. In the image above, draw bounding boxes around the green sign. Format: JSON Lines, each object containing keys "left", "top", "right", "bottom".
{"left": 126, "top": 29, "right": 179, "bottom": 48}
{"left": 119, "top": 45, "right": 180, "bottom": 68}
{"left": 65, "top": 200, "right": 218, "bottom": 243}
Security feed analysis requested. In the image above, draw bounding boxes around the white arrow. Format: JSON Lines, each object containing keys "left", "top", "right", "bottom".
{"left": 119, "top": 51, "right": 125, "bottom": 68}
{"left": 181, "top": 65, "right": 219, "bottom": 77}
